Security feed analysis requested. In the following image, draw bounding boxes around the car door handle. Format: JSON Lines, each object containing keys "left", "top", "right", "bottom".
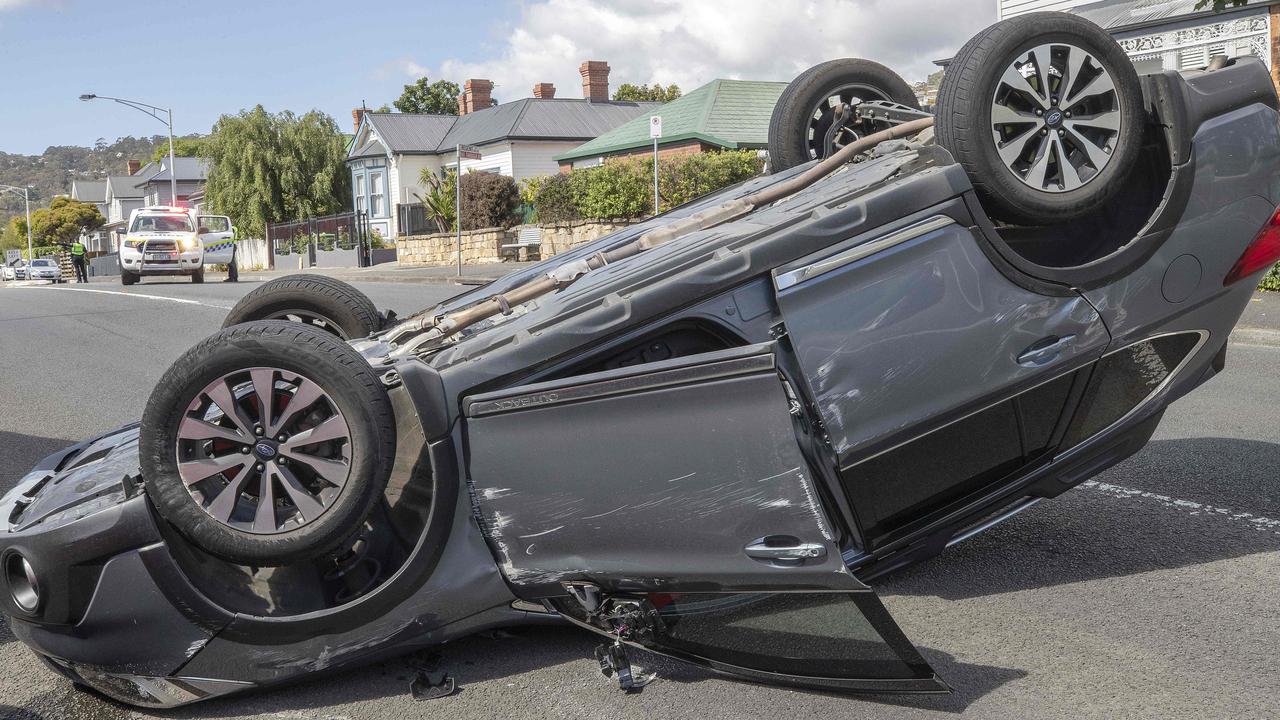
{"left": 1017, "top": 335, "right": 1075, "bottom": 367}
{"left": 744, "top": 537, "right": 828, "bottom": 565}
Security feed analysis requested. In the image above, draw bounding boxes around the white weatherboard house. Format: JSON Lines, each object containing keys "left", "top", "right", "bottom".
{"left": 346, "top": 61, "right": 657, "bottom": 238}
{"left": 999, "top": 0, "right": 1277, "bottom": 80}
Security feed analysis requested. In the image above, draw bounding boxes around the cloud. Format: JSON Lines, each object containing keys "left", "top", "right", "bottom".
{"left": 417, "top": 0, "right": 996, "bottom": 101}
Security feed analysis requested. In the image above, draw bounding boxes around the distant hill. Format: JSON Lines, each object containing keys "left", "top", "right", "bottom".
{"left": 0, "top": 134, "right": 200, "bottom": 225}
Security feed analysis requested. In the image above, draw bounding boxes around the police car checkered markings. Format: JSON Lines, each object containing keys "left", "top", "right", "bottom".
{"left": 36, "top": 285, "right": 233, "bottom": 309}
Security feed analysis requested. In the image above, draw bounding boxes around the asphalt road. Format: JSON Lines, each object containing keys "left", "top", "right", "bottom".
{"left": 1, "top": 279, "right": 1278, "bottom": 720}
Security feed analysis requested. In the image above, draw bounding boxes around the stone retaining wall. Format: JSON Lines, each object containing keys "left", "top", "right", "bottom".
{"left": 396, "top": 219, "right": 641, "bottom": 267}
{"left": 396, "top": 227, "right": 508, "bottom": 266}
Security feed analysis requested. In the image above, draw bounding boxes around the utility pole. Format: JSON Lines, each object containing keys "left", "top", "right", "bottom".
{"left": 0, "top": 185, "right": 33, "bottom": 272}
{"left": 649, "top": 116, "right": 663, "bottom": 215}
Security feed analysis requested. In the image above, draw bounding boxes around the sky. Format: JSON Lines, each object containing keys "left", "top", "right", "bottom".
{"left": 0, "top": 0, "right": 996, "bottom": 156}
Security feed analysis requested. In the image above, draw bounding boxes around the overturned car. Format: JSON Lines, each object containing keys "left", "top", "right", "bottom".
{"left": 4, "top": 12, "right": 1280, "bottom": 707}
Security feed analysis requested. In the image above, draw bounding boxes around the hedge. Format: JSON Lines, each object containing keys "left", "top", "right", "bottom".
{"left": 532, "top": 149, "right": 764, "bottom": 223}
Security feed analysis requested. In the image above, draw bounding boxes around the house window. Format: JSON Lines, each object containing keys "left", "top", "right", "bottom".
{"left": 355, "top": 174, "right": 367, "bottom": 214}
{"left": 370, "top": 171, "right": 385, "bottom": 216}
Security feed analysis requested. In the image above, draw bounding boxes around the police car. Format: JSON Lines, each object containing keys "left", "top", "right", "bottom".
{"left": 118, "top": 206, "right": 235, "bottom": 285}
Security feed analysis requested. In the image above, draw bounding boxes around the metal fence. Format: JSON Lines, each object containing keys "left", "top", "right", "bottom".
{"left": 267, "top": 211, "right": 371, "bottom": 268}
{"left": 397, "top": 203, "right": 439, "bottom": 237}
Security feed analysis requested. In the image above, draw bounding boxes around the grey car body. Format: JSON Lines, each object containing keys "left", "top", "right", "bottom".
{"left": 1, "top": 59, "right": 1278, "bottom": 707}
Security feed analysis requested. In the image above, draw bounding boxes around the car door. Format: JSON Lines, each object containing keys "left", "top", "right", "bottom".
{"left": 197, "top": 215, "right": 235, "bottom": 264}
{"left": 771, "top": 209, "right": 1110, "bottom": 548}
{"left": 465, "top": 344, "right": 946, "bottom": 693}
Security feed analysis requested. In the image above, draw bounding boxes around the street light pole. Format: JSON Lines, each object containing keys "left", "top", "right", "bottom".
{"left": 79, "top": 94, "right": 177, "bottom": 204}
{"left": 0, "top": 184, "right": 33, "bottom": 273}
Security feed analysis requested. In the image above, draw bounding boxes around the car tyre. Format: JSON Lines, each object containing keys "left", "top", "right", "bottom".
{"left": 140, "top": 321, "right": 396, "bottom": 566}
{"left": 935, "top": 11, "right": 1144, "bottom": 225}
{"left": 222, "top": 274, "right": 382, "bottom": 340}
{"left": 192, "top": 268, "right": 205, "bottom": 284}
{"left": 121, "top": 272, "right": 138, "bottom": 286}
{"left": 768, "top": 58, "right": 920, "bottom": 173}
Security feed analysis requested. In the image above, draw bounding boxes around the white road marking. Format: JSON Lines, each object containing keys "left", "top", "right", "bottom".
{"left": 1081, "top": 480, "right": 1280, "bottom": 535}
{"left": 35, "top": 285, "right": 232, "bottom": 309}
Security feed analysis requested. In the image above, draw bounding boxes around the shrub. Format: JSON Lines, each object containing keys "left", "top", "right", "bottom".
{"left": 415, "top": 169, "right": 456, "bottom": 233}
{"left": 533, "top": 173, "right": 580, "bottom": 223}
{"left": 532, "top": 149, "right": 764, "bottom": 223}
{"left": 658, "top": 150, "right": 763, "bottom": 208}
{"left": 572, "top": 158, "right": 654, "bottom": 220}
{"left": 1260, "top": 262, "right": 1280, "bottom": 291}
{"left": 458, "top": 172, "right": 520, "bottom": 231}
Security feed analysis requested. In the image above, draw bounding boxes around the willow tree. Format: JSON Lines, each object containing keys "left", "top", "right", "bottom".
{"left": 201, "top": 106, "right": 351, "bottom": 239}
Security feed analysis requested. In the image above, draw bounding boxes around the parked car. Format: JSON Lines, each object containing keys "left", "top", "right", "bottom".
{"left": 3, "top": 12, "right": 1280, "bottom": 708}
{"left": 2, "top": 260, "right": 26, "bottom": 281}
{"left": 25, "top": 258, "right": 62, "bottom": 283}
{"left": 118, "top": 206, "right": 235, "bottom": 285}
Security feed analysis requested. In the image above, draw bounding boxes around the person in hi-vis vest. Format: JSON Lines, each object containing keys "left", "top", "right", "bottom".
{"left": 69, "top": 241, "right": 87, "bottom": 283}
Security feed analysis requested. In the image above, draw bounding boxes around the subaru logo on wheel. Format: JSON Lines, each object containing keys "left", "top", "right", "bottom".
{"left": 254, "top": 442, "right": 278, "bottom": 459}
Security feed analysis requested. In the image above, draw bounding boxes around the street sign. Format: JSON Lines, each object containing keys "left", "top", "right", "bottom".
{"left": 649, "top": 116, "right": 663, "bottom": 139}
{"left": 458, "top": 144, "right": 482, "bottom": 160}
{"left": 4, "top": 249, "right": 20, "bottom": 264}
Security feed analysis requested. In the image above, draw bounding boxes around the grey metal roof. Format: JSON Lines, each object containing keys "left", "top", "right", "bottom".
{"left": 349, "top": 136, "right": 388, "bottom": 159}
{"left": 106, "top": 175, "right": 145, "bottom": 198}
{"left": 138, "top": 157, "right": 210, "bottom": 185}
{"left": 1072, "top": 0, "right": 1263, "bottom": 31}
{"left": 353, "top": 99, "right": 658, "bottom": 158}
{"left": 71, "top": 180, "right": 107, "bottom": 203}
{"left": 364, "top": 113, "right": 456, "bottom": 155}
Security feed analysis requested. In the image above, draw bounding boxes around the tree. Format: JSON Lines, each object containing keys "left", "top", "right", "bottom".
{"left": 613, "top": 83, "right": 682, "bottom": 103}
{"left": 394, "top": 77, "right": 462, "bottom": 115}
{"left": 150, "top": 137, "right": 208, "bottom": 164}
{"left": 0, "top": 216, "right": 28, "bottom": 251}
{"left": 201, "top": 106, "right": 352, "bottom": 239}
{"left": 27, "top": 197, "right": 105, "bottom": 246}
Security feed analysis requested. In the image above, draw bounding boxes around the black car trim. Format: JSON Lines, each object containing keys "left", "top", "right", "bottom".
{"left": 465, "top": 349, "right": 776, "bottom": 418}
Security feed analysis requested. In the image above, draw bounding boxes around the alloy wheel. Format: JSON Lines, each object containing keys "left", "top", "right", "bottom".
{"left": 175, "top": 367, "right": 352, "bottom": 534}
{"left": 989, "top": 42, "right": 1123, "bottom": 193}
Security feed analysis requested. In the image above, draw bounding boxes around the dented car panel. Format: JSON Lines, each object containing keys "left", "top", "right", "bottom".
{"left": 466, "top": 346, "right": 843, "bottom": 594}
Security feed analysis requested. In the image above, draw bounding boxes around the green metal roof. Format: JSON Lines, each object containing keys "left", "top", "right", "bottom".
{"left": 555, "top": 79, "right": 788, "bottom": 162}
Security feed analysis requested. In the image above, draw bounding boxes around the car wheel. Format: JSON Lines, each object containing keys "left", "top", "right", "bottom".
{"left": 192, "top": 268, "right": 205, "bottom": 284}
{"left": 140, "top": 321, "right": 396, "bottom": 566}
{"left": 121, "top": 272, "right": 138, "bottom": 286}
{"left": 222, "top": 274, "right": 382, "bottom": 340}
{"left": 935, "top": 11, "right": 1144, "bottom": 225}
{"left": 768, "top": 58, "right": 920, "bottom": 173}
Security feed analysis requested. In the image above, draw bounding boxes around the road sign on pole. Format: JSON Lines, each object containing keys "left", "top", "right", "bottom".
{"left": 650, "top": 117, "right": 662, "bottom": 215}
{"left": 455, "top": 144, "right": 483, "bottom": 276}
{"left": 5, "top": 249, "right": 20, "bottom": 265}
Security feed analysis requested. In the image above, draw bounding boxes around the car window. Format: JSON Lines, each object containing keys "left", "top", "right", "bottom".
{"left": 198, "top": 216, "right": 230, "bottom": 233}
{"left": 32, "top": 259, "right": 54, "bottom": 266}
{"left": 130, "top": 214, "right": 193, "bottom": 233}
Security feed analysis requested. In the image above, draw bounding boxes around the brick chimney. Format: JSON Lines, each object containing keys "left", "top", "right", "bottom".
{"left": 352, "top": 107, "right": 367, "bottom": 134}
{"left": 458, "top": 79, "right": 494, "bottom": 115}
{"left": 532, "top": 82, "right": 556, "bottom": 99}
{"left": 580, "top": 60, "right": 610, "bottom": 101}
{"left": 127, "top": 159, "right": 141, "bottom": 176}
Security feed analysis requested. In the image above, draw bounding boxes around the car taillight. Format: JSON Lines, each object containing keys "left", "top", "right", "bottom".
{"left": 1224, "top": 204, "right": 1280, "bottom": 286}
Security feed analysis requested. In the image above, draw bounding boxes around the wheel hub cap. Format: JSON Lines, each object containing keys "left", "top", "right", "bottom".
{"left": 989, "top": 42, "right": 1123, "bottom": 193}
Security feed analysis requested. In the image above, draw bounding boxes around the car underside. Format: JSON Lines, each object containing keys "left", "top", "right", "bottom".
{"left": 3, "top": 12, "right": 1280, "bottom": 708}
